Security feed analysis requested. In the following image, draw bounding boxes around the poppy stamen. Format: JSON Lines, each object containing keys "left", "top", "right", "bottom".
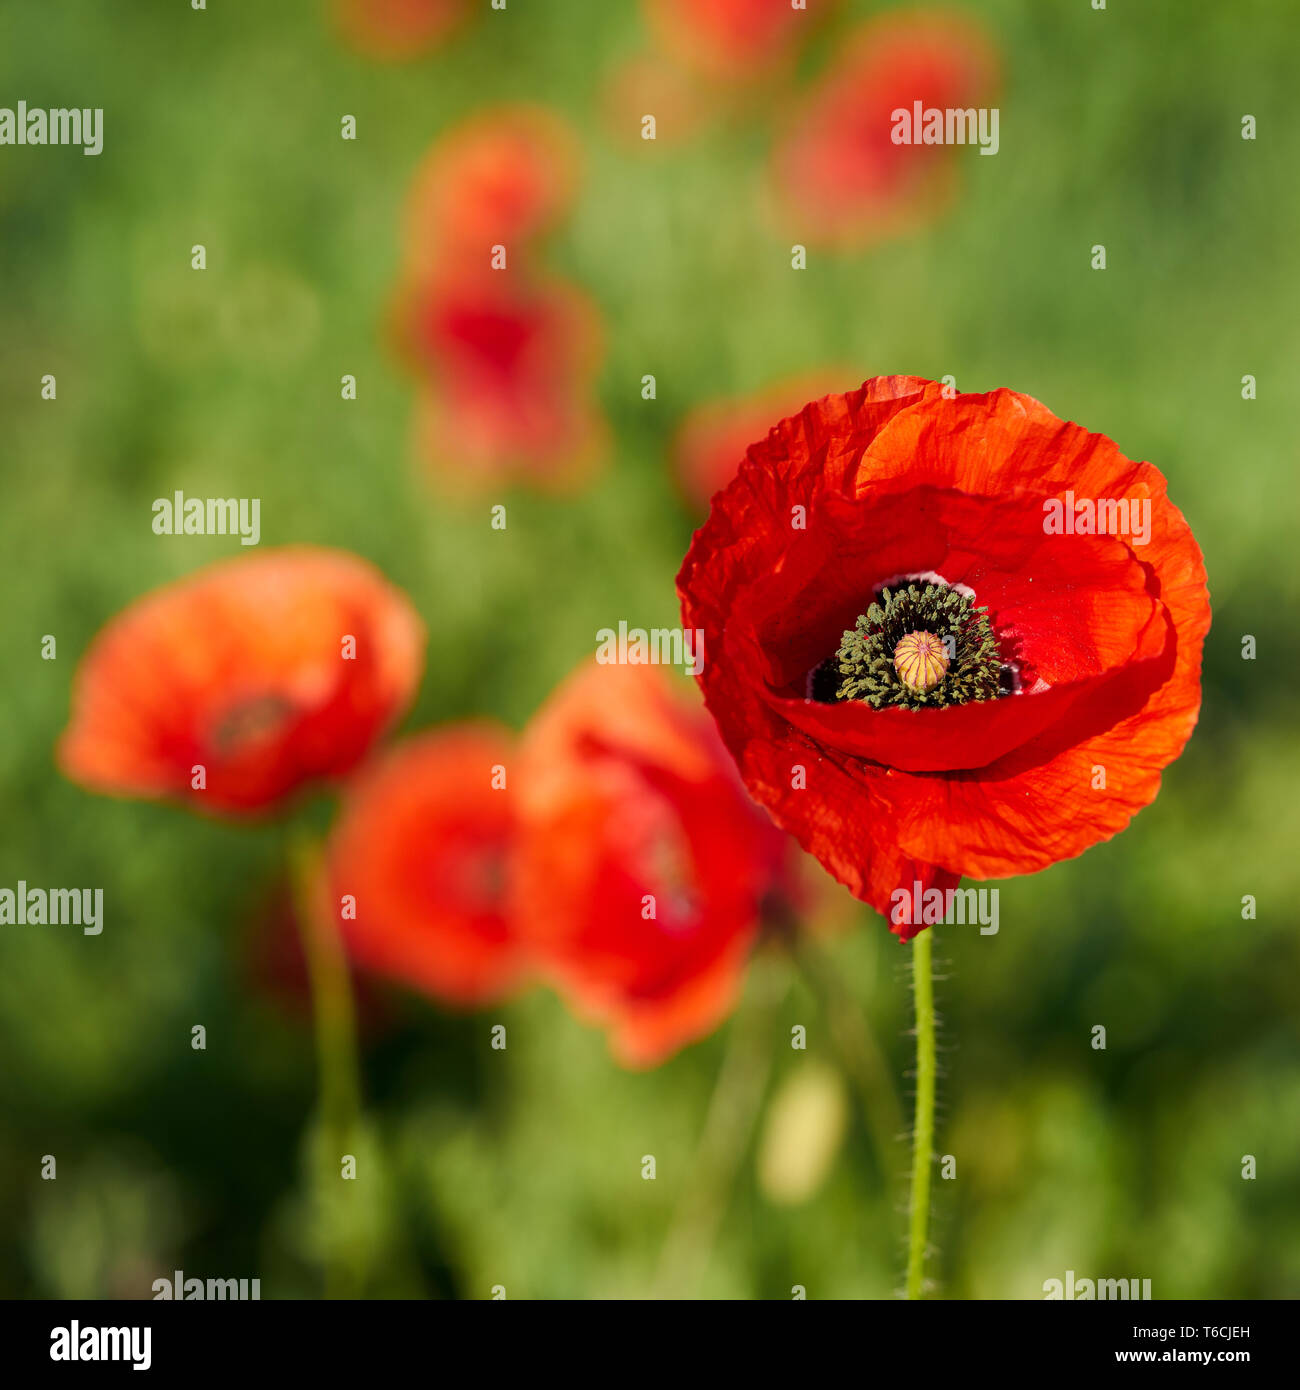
{"left": 834, "top": 580, "right": 1003, "bottom": 709}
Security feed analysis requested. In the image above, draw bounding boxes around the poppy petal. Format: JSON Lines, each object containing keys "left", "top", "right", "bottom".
{"left": 328, "top": 727, "right": 525, "bottom": 1005}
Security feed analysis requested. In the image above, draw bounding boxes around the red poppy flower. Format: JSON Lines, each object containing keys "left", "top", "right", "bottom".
{"left": 770, "top": 12, "right": 998, "bottom": 248}
{"left": 511, "top": 662, "right": 796, "bottom": 1067}
{"left": 393, "top": 109, "right": 605, "bottom": 490}
{"left": 326, "top": 727, "right": 525, "bottom": 1006}
{"left": 645, "top": 0, "right": 816, "bottom": 81}
{"left": 677, "top": 377, "right": 1210, "bottom": 939}
{"left": 334, "top": 0, "right": 470, "bottom": 62}
{"left": 397, "top": 269, "right": 606, "bottom": 491}
{"left": 673, "top": 369, "right": 857, "bottom": 510}
{"left": 58, "top": 548, "right": 425, "bottom": 816}
{"left": 403, "top": 106, "right": 578, "bottom": 267}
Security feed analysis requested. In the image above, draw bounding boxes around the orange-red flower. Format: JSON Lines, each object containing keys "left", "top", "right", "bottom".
{"left": 334, "top": 0, "right": 471, "bottom": 62}
{"left": 511, "top": 662, "right": 796, "bottom": 1066}
{"left": 673, "top": 370, "right": 856, "bottom": 510}
{"left": 677, "top": 377, "right": 1210, "bottom": 939}
{"left": 770, "top": 11, "right": 998, "bottom": 248}
{"left": 645, "top": 0, "right": 816, "bottom": 81}
{"left": 393, "top": 109, "right": 606, "bottom": 490}
{"left": 399, "top": 270, "right": 606, "bottom": 491}
{"left": 402, "top": 106, "right": 579, "bottom": 268}
{"left": 327, "top": 727, "right": 525, "bottom": 1005}
{"left": 58, "top": 548, "right": 425, "bottom": 816}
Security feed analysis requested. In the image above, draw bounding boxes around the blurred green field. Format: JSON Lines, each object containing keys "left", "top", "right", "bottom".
{"left": 1, "top": 0, "right": 1298, "bottom": 1299}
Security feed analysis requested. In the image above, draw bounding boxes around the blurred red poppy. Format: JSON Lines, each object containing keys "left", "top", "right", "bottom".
{"left": 393, "top": 108, "right": 605, "bottom": 490}
{"left": 334, "top": 0, "right": 471, "bottom": 62}
{"left": 673, "top": 369, "right": 857, "bottom": 510}
{"left": 58, "top": 547, "right": 425, "bottom": 816}
{"left": 645, "top": 0, "right": 816, "bottom": 81}
{"left": 327, "top": 727, "right": 525, "bottom": 1006}
{"left": 396, "top": 269, "right": 606, "bottom": 491}
{"left": 511, "top": 662, "right": 796, "bottom": 1066}
{"left": 770, "top": 11, "right": 998, "bottom": 248}
{"left": 403, "top": 106, "right": 579, "bottom": 268}
{"left": 677, "top": 377, "right": 1210, "bottom": 938}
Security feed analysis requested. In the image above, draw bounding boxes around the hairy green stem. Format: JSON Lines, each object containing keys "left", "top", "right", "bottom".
{"left": 905, "top": 926, "right": 936, "bottom": 1299}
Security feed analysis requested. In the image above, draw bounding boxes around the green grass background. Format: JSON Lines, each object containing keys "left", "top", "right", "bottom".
{"left": 0, "top": 0, "right": 1298, "bottom": 1298}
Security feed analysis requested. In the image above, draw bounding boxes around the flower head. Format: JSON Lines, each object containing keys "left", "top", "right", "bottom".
{"left": 402, "top": 106, "right": 579, "bottom": 267}
{"left": 677, "top": 377, "right": 1210, "bottom": 938}
{"left": 511, "top": 662, "right": 795, "bottom": 1066}
{"left": 393, "top": 109, "right": 606, "bottom": 490}
{"left": 397, "top": 271, "right": 606, "bottom": 490}
{"left": 327, "top": 727, "right": 525, "bottom": 1005}
{"left": 770, "top": 11, "right": 998, "bottom": 248}
{"left": 58, "top": 547, "right": 425, "bottom": 815}
{"left": 334, "top": 0, "right": 471, "bottom": 62}
{"left": 644, "top": 0, "right": 815, "bottom": 82}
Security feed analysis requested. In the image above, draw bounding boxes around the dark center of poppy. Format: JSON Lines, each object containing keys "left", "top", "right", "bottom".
{"left": 637, "top": 813, "right": 700, "bottom": 931}
{"left": 834, "top": 580, "right": 1005, "bottom": 709}
{"left": 444, "top": 843, "right": 507, "bottom": 909}
{"left": 212, "top": 694, "right": 297, "bottom": 754}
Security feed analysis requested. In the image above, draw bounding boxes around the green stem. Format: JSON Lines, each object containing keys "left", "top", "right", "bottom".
{"left": 289, "top": 833, "right": 363, "bottom": 1299}
{"left": 905, "top": 926, "right": 936, "bottom": 1299}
